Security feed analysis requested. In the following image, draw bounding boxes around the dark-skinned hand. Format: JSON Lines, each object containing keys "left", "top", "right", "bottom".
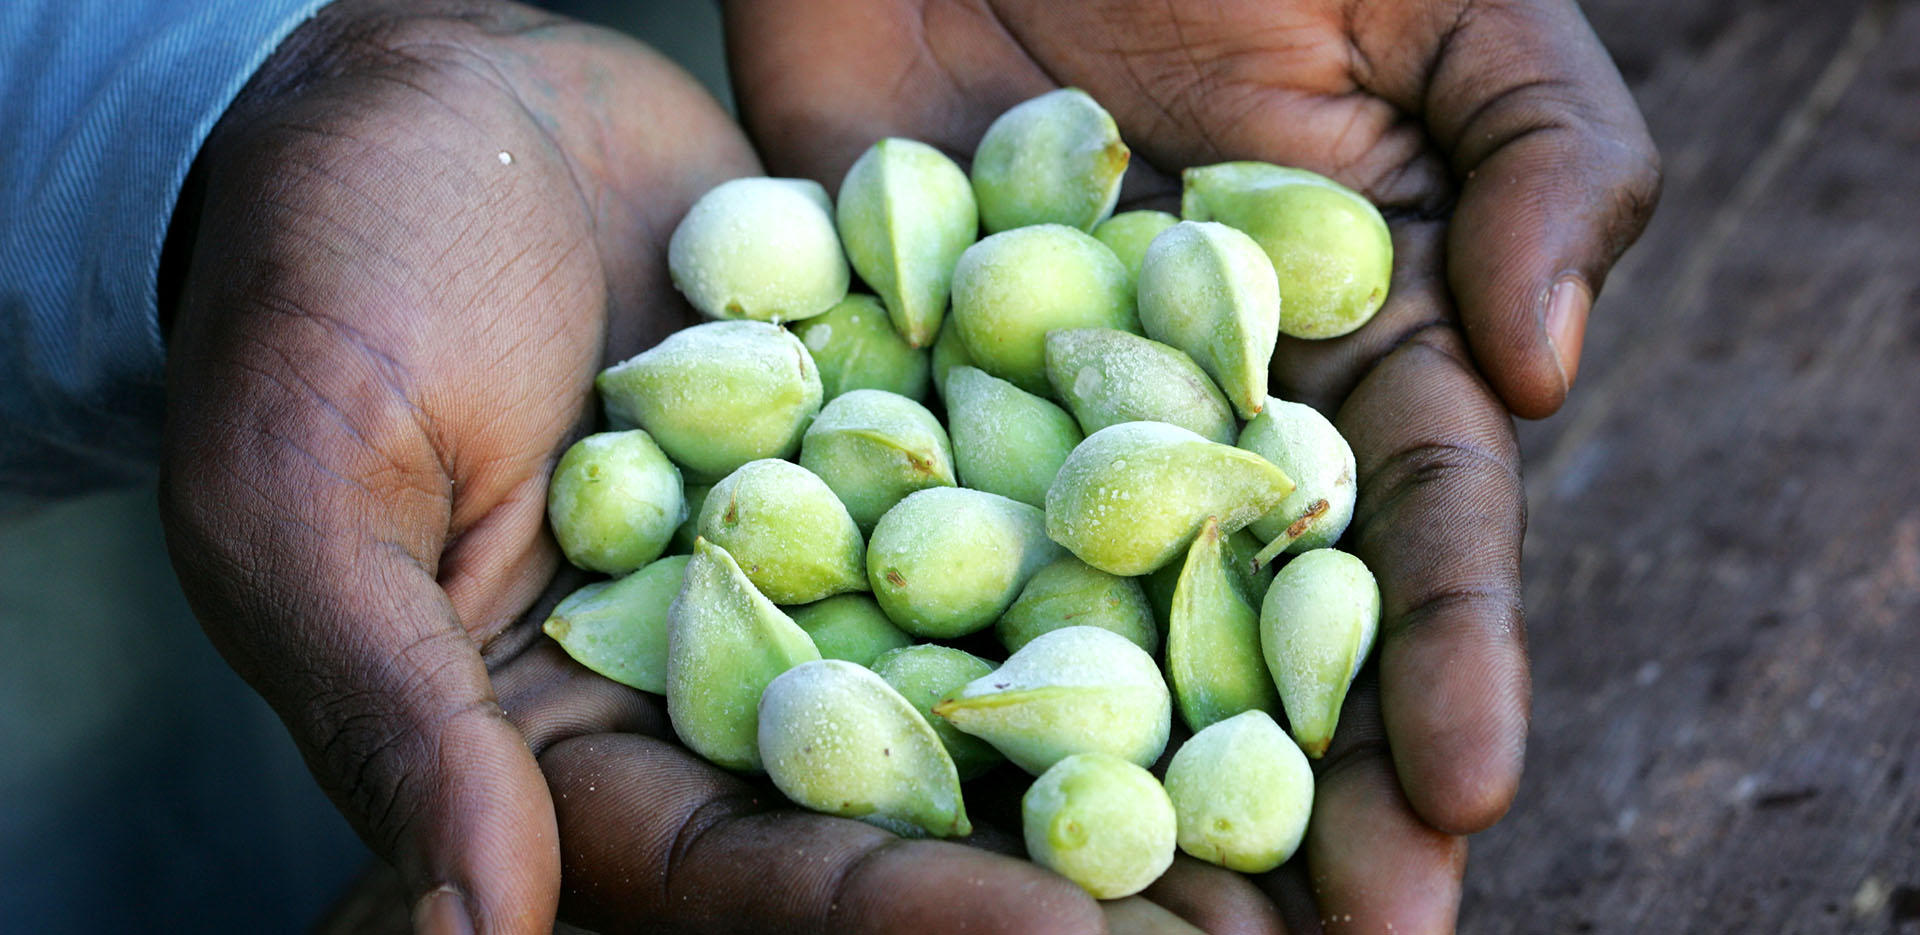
{"left": 720, "top": 0, "right": 1660, "bottom": 931}
{"left": 158, "top": 2, "right": 1207, "bottom": 934}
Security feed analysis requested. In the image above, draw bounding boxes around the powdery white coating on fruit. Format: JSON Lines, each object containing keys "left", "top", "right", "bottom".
{"left": 866, "top": 487, "right": 1064, "bottom": 638}
{"left": 1021, "top": 752, "right": 1176, "bottom": 899}
{"left": 595, "top": 320, "right": 822, "bottom": 481}
{"left": 1137, "top": 221, "right": 1281, "bottom": 420}
{"left": 949, "top": 224, "right": 1138, "bottom": 396}
{"left": 799, "top": 389, "right": 955, "bottom": 530}
{"left": 758, "top": 660, "right": 970, "bottom": 838}
{"left": 1240, "top": 398, "right": 1357, "bottom": 554}
{"left": 945, "top": 366, "right": 1082, "bottom": 508}
{"left": 787, "top": 593, "right": 913, "bottom": 667}
{"left": 698, "top": 459, "right": 867, "bottom": 605}
{"left": 1165, "top": 519, "right": 1281, "bottom": 733}
{"left": 543, "top": 553, "right": 690, "bottom": 694}
{"left": 871, "top": 644, "right": 1004, "bottom": 780}
{"left": 1044, "top": 422, "right": 1295, "bottom": 575}
{"left": 790, "top": 295, "right": 932, "bottom": 402}
{"left": 1043, "top": 328, "right": 1237, "bottom": 443}
{"left": 1163, "top": 710, "right": 1313, "bottom": 873}
{"left": 1093, "top": 210, "right": 1179, "bottom": 284}
{"left": 1260, "top": 548, "right": 1380, "bottom": 758}
{"left": 837, "top": 139, "right": 979, "bottom": 347}
{"left": 996, "top": 555, "right": 1157, "bottom": 655}
{"left": 665, "top": 539, "right": 821, "bottom": 772}
{"left": 971, "top": 89, "right": 1130, "bottom": 234}
{"left": 938, "top": 626, "right": 1170, "bottom": 774}
{"left": 1182, "top": 162, "right": 1391, "bottom": 340}
{"left": 546, "top": 430, "right": 686, "bottom": 574}
{"left": 668, "top": 177, "right": 849, "bottom": 323}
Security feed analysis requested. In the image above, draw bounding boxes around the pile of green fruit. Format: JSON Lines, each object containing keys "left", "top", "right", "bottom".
{"left": 542, "top": 88, "right": 1391, "bottom": 900}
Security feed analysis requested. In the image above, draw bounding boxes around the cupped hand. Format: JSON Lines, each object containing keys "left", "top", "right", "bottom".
{"left": 725, "top": 0, "right": 1659, "bottom": 930}
{"left": 159, "top": 2, "right": 1155, "bottom": 933}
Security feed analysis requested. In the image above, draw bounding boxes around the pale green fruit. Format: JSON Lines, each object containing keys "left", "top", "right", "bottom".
{"left": 950, "top": 224, "right": 1137, "bottom": 396}
{"left": 929, "top": 315, "right": 976, "bottom": 402}
{"left": 1145, "top": 527, "right": 1273, "bottom": 626}
{"left": 596, "top": 320, "right": 823, "bottom": 482}
{"left": 1239, "top": 398, "right": 1357, "bottom": 563}
{"left": 1043, "top": 328, "right": 1236, "bottom": 444}
{"left": 759, "top": 660, "right": 971, "bottom": 837}
{"left": 866, "top": 487, "right": 1063, "bottom": 638}
{"left": 787, "top": 594, "right": 913, "bottom": 667}
{"left": 996, "top": 556, "right": 1157, "bottom": 656}
{"left": 871, "top": 645, "right": 1005, "bottom": 780}
{"left": 698, "top": 460, "right": 867, "bottom": 605}
{"left": 1045, "top": 422, "right": 1295, "bottom": 576}
{"left": 1261, "top": 548, "right": 1380, "bottom": 758}
{"left": 945, "top": 366, "right": 1082, "bottom": 508}
{"left": 799, "top": 390, "right": 955, "bottom": 531}
{"left": 790, "top": 294, "right": 932, "bottom": 402}
{"left": 669, "top": 481, "right": 713, "bottom": 554}
{"left": 1022, "top": 752, "right": 1176, "bottom": 899}
{"left": 542, "top": 554, "right": 690, "bottom": 694}
{"left": 1182, "top": 162, "right": 1391, "bottom": 339}
{"left": 971, "top": 88, "right": 1130, "bottom": 233}
{"left": 1093, "top": 210, "right": 1179, "bottom": 285}
{"left": 934, "top": 626, "right": 1170, "bottom": 774}
{"left": 668, "top": 176, "right": 848, "bottom": 323}
{"left": 1137, "top": 221, "right": 1281, "bottom": 419}
{"left": 836, "top": 139, "right": 979, "bottom": 347}
{"left": 1163, "top": 710, "right": 1312, "bottom": 873}
{"left": 665, "top": 539, "right": 821, "bottom": 771}
{"left": 546, "top": 430, "right": 685, "bottom": 574}
{"left": 1165, "top": 518, "right": 1280, "bottom": 732}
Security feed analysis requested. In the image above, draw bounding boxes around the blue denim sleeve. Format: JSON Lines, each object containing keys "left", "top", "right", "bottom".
{"left": 0, "top": 0, "right": 334, "bottom": 512}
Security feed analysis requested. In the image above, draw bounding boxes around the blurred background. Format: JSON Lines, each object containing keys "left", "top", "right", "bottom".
{"left": 1, "top": 0, "right": 1913, "bottom": 932}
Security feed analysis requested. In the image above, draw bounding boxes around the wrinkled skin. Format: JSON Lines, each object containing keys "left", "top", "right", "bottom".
{"left": 158, "top": 0, "right": 1656, "bottom": 933}
{"left": 724, "top": 0, "right": 1658, "bottom": 931}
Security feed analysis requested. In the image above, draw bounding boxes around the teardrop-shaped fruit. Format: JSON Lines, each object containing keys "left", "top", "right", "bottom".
{"left": 1137, "top": 221, "right": 1281, "bottom": 419}
{"left": 1182, "top": 162, "right": 1391, "bottom": 339}
{"left": 945, "top": 366, "right": 1082, "bottom": 508}
{"left": 759, "top": 659, "right": 971, "bottom": 837}
{"left": 799, "top": 390, "right": 955, "bottom": 530}
{"left": 837, "top": 138, "right": 979, "bottom": 347}
{"left": 1043, "top": 328, "right": 1236, "bottom": 443}
{"left": 546, "top": 430, "right": 685, "bottom": 574}
{"left": 971, "top": 88, "right": 1130, "bottom": 233}
{"left": 1239, "top": 398, "right": 1357, "bottom": 563}
{"left": 1145, "top": 527, "right": 1273, "bottom": 626}
{"left": 866, "top": 487, "right": 1063, "bottom": 638}
{"left": 871, "top": 644, "right": 1005, "bottom": 780}
{"left": 1260, "top": 548, "right": 1380, "bottom": 757}
{"left": 698, "top": 459, "right": 867, "bottom": 604}
{"left": 1045, "top": 422, "right": 1294, "bottom": 576}
{"left": 596, "top": 320, "right": 823, "bottom": 482}
{"left": 1165, "top": 518, "right": 1280, "bottom": 732}
{"left": 1163, "top": 710, "right": 1312, "bottom": 873}
{"left": 950, "top": 224, "right": 1136, "bottom": 396}
{"left": 1022, "top": 752, "right": 1176, "bottom": 899}
{"left": 1093, "top": 210, "right": 1179, "bottom": 285}
{"left": 665, "top": 539, "right": 821, "bottom": 771}
{"left": 934, "top": 626, "right": 1170, "bottom": 774}
{"left": 542, "top": 553, "right": 690, "bottom": 694}
{"left": 791, "top": 294, "right": 932, "bottom": 402}
{"left": 668, "top": 176, "right": 848, "bottom": 323}
{"left": 787, "top": 593, "right": 913, "bottom": 667}
{"left": 996, "top": 556, "right": 1157, "bottom": 656}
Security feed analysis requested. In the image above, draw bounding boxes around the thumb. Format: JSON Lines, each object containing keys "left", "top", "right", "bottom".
{"left": 1420, "top": 0, "right": 1661, "bottom": 418}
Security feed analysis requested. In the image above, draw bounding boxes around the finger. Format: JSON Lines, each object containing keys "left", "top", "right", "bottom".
{"left": 1104, "top": 896, "right": 1207, "bottom": 934}
{"left": 1408, "top": 0, "right": 1661, "bottom": 417}
{"left": 1141, "top": 855, "right": 1290, "bottom": 935}
{"left": 540, "top": 734, "right": 1106, "bottom": 934}
{"left": 1337, "top": 322, "right": 1530, "bottom": 834}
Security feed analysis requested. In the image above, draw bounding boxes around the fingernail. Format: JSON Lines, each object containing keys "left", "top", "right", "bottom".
{"left": 413, "top": 885, "right": 475, "bottom": 935}
{"left": 1543, "top": 277, "right": 1591, "bottom": 392}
